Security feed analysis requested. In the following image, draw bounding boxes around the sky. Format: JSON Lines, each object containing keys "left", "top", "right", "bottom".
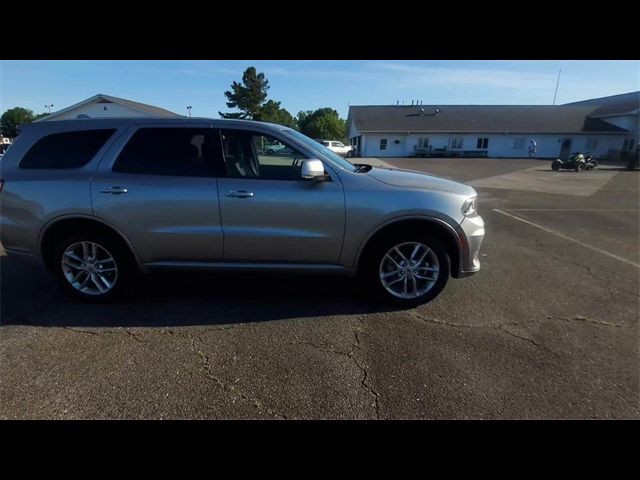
{"left": 1, "top": 60, "right": 638, "bottom": 119}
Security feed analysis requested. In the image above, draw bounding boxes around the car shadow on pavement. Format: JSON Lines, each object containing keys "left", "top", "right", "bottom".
{"left": 0, "top": 256, "right": 400, "bottom": 328}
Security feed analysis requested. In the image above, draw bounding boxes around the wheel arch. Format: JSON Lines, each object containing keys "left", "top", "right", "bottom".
{"left": 39, "top": 215, "right": 143, "bottom": 271}
{"left": 355, "top": 216, "right": 464, "bottom": 278}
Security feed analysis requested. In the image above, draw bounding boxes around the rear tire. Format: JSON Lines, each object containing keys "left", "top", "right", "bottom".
{"left": 551, "top": 160, "right": 561, "bottom": 171}
{"left": 52, "top": 229, "right": 137, "bottom": 302}
{"left": 575, "top": 163, "right": 584, "bottom": 172}
{"left": 359, "top": 233, "right": 450, "bottom": 308}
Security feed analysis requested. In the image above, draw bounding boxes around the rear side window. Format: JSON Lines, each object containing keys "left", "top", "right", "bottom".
{"left": 113, "top": 128, "right": 216, "bottom": 177}
{"left": 20, "top": 129, "right": 116, "bottom": 169}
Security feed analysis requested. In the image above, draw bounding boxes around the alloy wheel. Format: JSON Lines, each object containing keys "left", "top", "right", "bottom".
{"left": 61, "top": 241, "right": 118, "bottom": 296}
{"left": 379, "top": 241, "right": 440, "bottom": 299}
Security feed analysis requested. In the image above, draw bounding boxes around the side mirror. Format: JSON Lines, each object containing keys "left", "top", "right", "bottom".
{"left": 301, "top": 159, "right": 328, "bottom": 181}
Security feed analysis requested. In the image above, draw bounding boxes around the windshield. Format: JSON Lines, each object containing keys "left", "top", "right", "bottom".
{"left": 282, "top": 129, "right": 357, "bottom": 172}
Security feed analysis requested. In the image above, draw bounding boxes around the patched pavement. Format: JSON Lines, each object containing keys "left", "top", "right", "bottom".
{"left": 1, "top": 158, "right": 638, "bottom": 419}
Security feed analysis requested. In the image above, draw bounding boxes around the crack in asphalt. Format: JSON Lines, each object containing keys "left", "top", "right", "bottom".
{"left": 62, "top": 326, "right": 144, "bottom": 343}
{"left": 188, "top": 334, "right": 287, "bottom": 420}
{"left": 497, "top": 326, "right": 560, "bottom": 357}
{"left": 548, "top": 315, "right": 625, "bottom": 328}
{"left": 408, "top": 312, "right": 561, "bottom": 357}
{"left": 352, "top": 316, "right": 381, "bottom": 419}
{"left": 289, "top": 315, "right": 381, "bottom": 419}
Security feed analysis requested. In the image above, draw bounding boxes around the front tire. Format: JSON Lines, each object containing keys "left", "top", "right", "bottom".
{"left": 360, "top": 234, "right": 450, "bottom": 307}
{"left": 52, "top": 230, "right": 137, "bottom": 302}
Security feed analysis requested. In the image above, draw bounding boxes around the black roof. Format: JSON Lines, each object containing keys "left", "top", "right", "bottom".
{"left": 348, "top": 104, "right": 629, "bottom": 134}
{"left": 564, "top": 91, "right": 640, "bottom": 117}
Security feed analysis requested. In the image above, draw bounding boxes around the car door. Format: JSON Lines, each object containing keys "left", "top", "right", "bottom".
{"left": 92, "top": 123, "right": 224, "bottom": 264}
{"left": 217, "top": 128, "right": 345, "bottom": 263}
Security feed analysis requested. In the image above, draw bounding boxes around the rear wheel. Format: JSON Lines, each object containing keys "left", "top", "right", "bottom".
{"left": 52, "top": 230, "right": 137, "bottom": 302}
{"left": 551, "top": 160, "right": 561, "bottom": 171}
{"left": 575, "top": 162, "right": 584, "bottom": 172}
{"left": 360, "top": 234, "right": 450, "bottom": 307}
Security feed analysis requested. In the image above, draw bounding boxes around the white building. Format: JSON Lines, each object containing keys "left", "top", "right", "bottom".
{"left": 347, "top": 91, "right": 639, "bottom": 159}
{"left": 38, "top": 93, "right": 182, "bottom": 121}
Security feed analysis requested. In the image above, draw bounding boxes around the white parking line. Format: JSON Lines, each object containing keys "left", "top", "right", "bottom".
{"left": 493, "top": 208, "right": 640, "bottom": 269}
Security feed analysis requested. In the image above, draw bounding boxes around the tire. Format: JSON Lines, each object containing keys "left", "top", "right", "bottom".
{"left": 575, "top": 163, "right": 584, "bottom": 172}
{"left": 52, "top": 229, "right": 137, "bottom": 302}
{"left": 359, "top": 234, "right": 451, "bottom": 308}
{"left": 551, "top": 160, "right": 561, "bottom": 171}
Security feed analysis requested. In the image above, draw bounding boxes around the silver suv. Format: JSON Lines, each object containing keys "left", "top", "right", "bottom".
{"left": 0, "top": 118, "right": 484, "bottom": 306}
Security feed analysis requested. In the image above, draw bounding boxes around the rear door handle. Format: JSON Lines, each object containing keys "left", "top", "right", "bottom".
{"left": 99, "top": 186, "right": 128, "bottom": 195}
{"left": 226, "top": 190, "right": 254, "bottom": 198}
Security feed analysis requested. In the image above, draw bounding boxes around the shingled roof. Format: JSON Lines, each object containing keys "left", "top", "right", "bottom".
{"left": 40, "top": 93, "right": 182, "bottom": 121}
{"left": 348, "top": 104, "right": 628, "bottom": 134}
{"left": 564, "top": 91, "right": 640, "bottom": 117}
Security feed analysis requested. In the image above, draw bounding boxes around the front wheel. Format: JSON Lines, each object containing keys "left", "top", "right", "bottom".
{"left": 575, "top": 162, "right": 584, "bottom": 172}
{"left": 360, "top": 235, "right": 450, "bottom": 307}
{"left": 551, "top": 160, "right": 562, "bottom": 171}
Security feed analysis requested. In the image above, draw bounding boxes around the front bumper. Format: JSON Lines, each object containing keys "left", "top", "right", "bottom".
{"left": 458, "top": 214, "right": 485, "bottom": 277}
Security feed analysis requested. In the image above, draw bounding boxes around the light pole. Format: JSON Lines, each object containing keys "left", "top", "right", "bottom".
{"left": 45, "top": 104, "right": 54, "bottom": 113}
{"left": 187, "top": 106, "right": 192, "bottom": 118}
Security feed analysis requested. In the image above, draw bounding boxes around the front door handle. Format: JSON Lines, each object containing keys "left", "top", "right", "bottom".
{"left": 99, "top": 186, "right": 128, "bottom": 195}
{"left": 226, "top": 190, "right": 254, "bottom": 198}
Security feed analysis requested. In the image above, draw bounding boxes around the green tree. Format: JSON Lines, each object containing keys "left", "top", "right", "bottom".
{"left": 219, "top": 66, "right": 269, "bottom": 119}
{"left": 1, "top": 107, "right": 37, "bottom": 138}
{"left": 255, "top": 100, "right": 295, "bottom": 128}
{"left": 296, "top": 108, "right": 347, "bottom": 141}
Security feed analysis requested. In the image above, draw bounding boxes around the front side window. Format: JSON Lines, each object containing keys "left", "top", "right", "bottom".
{"left": 20, "top": 129, "right": 116, "bottom": 169}
{"left": 380, "top": 138, "right": 387, "bottom": 150}
{"left": 113, "top": 128, "right": 216, "bottom": 177}
{"left": 220, "top": 129, "right": 310, "bottom": 181}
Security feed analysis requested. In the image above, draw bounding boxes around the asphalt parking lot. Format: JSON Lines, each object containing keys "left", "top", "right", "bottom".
{"left": 1, "top": 157, "right": 638, "bottom": 419}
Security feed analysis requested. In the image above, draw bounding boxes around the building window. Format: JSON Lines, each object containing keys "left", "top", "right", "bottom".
{"left": 380, "top": 138, "right": 387, "bottom": 150}
{"left": 476, "top": 137, "right": 489, "bottom": 149}
{"left": 586, "top": 138, "right": 598, "bottom": 150}
{"left": 513, "top": 138, "right": 525, "bottom": 149}
{"left": 449, "top": 137, "right": 463, "bottom": 149}
{"left": 418, "top": 138, "right": 429, "bottom": 148}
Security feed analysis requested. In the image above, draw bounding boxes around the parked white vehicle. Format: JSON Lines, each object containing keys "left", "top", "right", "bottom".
{"left": 321, "top": 140, "right": 353, "bottom": 157}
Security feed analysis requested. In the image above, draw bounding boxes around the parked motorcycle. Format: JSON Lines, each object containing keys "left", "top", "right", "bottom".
{"left": 551, "top": 152, "right": 598, "bottom": 172}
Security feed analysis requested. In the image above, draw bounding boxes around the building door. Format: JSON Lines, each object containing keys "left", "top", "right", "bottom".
{"left": 559, "top": 138, "right": 572, "bottom": 160}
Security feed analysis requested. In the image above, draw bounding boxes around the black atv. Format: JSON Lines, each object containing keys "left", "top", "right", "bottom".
{"left": 551, "top": 152, "right": 598, "bottom": 172}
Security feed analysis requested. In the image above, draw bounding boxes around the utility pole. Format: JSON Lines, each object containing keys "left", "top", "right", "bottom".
{"left": 552, "top": 69, "right": 562, "bottom": 105}
{"left": 45, "top": 104, "right": 54, "bottom": 113}
{"left": 186, "top": 106, "right": 192, "bottom": 118}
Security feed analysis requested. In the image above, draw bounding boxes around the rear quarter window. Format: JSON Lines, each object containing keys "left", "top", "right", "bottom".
{"left": 19, "top": 129, "right": 116, "bottom": 169}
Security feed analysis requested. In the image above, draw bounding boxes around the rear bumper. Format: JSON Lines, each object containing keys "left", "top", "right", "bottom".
{"left": 457, "top": 214, "right": 485, "bottom": 277}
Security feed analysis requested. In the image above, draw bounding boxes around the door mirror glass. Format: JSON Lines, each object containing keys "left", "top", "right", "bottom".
{"left": 301, "top": 159, "right": 327, "bottom": 180}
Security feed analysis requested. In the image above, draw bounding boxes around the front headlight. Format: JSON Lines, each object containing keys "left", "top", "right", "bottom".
{"left": 461, "top": 196, "right": 478, "bottom": 217}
